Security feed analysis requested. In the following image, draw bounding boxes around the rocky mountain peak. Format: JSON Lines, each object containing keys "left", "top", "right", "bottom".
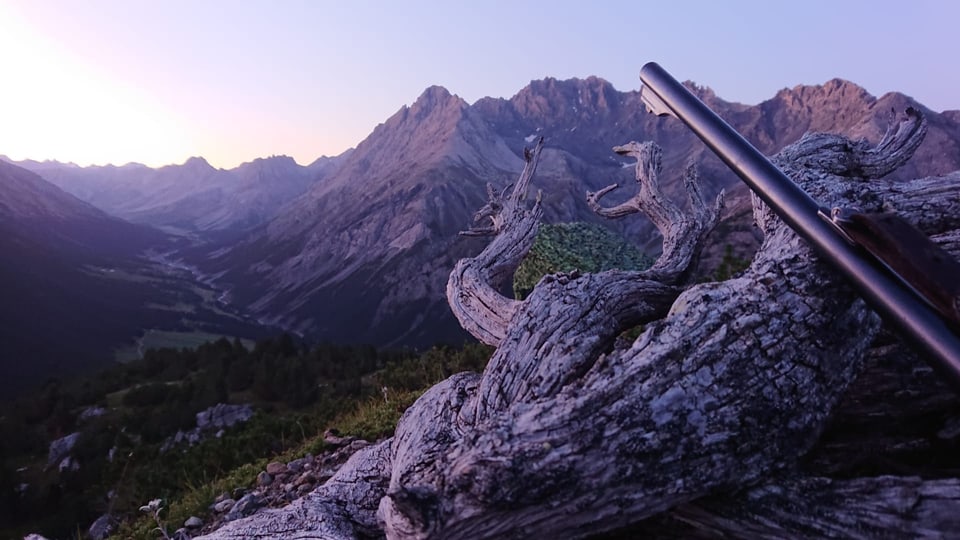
{"left": 408, "top": 85, "right": 467, "bottom": 121}
{"left": 682, "top": 81, "right": 718, "bottom": 102}
{"left": 319, "top": 85, "right": 476, "bottom": 187}
{"left": 241, "top": 155, "right": 299, "bottom": 172}
{"left": 774, "top": 78, "right": 875, "bottom": 110}
{"left": 182, "top": 155, "right": 214, "bottom": 170}
{"left": 256, "top": 154, "right": 297, "bottom": 164}
{"left": 511, "top": 76, "right": 619, "bottom": 122}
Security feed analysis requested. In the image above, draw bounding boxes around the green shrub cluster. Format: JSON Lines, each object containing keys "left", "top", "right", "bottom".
{"left": 513, "top": 222, "right": 653, "bottom": 300}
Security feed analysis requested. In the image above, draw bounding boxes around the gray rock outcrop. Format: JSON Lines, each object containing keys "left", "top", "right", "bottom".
{"left": 47, "top": 432, "right": 80, "bottom": 467}
{"left": 161, "top": 403, "right": 254, "bottom": 452}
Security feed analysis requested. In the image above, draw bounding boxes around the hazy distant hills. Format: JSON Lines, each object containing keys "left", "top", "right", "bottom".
{"left": 197, "top": 76, "right": 960, "bottom": 348}
{"left": 0, "top": 160, "right": 273, "bottom": 395}
{"left": 4, "top": 74, "right": 960, "bottom": 370}
{"left": 4, "top": 153, "right": 348, "bottom": 234}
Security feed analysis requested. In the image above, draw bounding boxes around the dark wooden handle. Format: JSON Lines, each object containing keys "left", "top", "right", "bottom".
{"left": 843, "top": 212, "right": 960, "bottom": 328}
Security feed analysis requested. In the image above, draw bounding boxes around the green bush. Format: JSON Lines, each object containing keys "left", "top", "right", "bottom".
{"left": 513, "top": 222, "right": 653, "bottom": 300}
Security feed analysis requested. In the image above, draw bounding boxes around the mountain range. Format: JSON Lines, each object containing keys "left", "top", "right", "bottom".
{"left": 194, "top": 76, "right": 960, "bottom": 347}
{"left": 5, "top": 152, "right": 348, "bottom": 235}
{"left": 3, "top": 75, "right": 959, "bottom": 390}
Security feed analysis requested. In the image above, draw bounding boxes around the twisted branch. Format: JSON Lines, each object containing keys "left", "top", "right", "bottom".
{"left": 445, "top": 139, "right": 544, "bottom": 346}
{"left": 588, "top": 142, "right": 724, "bottom": 283}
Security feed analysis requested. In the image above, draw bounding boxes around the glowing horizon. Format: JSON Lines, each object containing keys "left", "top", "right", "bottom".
{"left": 2, "top": 0, "right": 958, "bottom": 170}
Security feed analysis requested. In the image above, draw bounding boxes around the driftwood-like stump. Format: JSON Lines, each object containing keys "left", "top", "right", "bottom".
{"left": 201, "top": 109, "right": 960, "bottom": 539}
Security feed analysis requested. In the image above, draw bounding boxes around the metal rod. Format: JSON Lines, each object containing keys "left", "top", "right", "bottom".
{"left": 639, "top": 61, "right": 960, "bottom": 388}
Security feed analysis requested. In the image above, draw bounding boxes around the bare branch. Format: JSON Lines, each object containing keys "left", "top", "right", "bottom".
{"left": 446, "top": 138, "right": 545, "bottom": 345}
{"left": 589, "top": 141, "right": 724, "bottom": 283}
{"left": 777, "top": 107, "right": 927, "bottom": 179}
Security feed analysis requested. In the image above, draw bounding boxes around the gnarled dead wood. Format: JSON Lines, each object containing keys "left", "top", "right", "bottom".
{"left": 200, "top": 108, "right": 960, "bottom": 540}
{"left": 444, "top": 138, "right": 544, "bottom": 346}
{"left": 587, "top": 142, "right": 723, "bottom": 283}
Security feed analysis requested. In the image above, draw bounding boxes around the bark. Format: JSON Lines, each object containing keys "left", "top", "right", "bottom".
{"left": 200, "top": 439, "right": 393, "bottom": 539}
{"left": 670, "top": 475, "right": 960, "bottom": 539}
{"left": 201, "top": 109, "right": 960, "bottom": 539}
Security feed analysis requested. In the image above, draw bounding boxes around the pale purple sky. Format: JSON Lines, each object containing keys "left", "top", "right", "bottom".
{"left": 1, "top": 0, "right": 957, "bottom": 169}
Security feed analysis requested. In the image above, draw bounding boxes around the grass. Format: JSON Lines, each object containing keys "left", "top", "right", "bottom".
{"left": 113, "top": 330, "right": 256, "bottom": 363}
{"left": 331, "top": 389, "right": 425, "bottom": 441}
{"left": 113, "top": 459, "right": 268, "bottom": 540}
{"left": 108, "top": 389, "right": 426, "bottom": 540}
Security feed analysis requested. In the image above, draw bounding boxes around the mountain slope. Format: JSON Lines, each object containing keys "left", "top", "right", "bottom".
{"left": 0, "top": 161, "right": 271, "bottom": 396}
{"left": 191, "top": 77, "right": 960, "bottom": 349}
{"left": 0, "top": 160, "right": 171, "bottom": 393}
{"left": 205, "top": 87, "right": 523, "bottom": 345}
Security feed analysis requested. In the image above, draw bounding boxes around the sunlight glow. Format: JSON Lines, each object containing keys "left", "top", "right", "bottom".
{"left": 0, "top": 6, "right": 192, "bottom": 167}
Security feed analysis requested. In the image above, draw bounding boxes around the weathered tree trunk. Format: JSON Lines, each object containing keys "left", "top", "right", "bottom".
{"left": 201, "top": 109, "right": 960, "bottom": 539}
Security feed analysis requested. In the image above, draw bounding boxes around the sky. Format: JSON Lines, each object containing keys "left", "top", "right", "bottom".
{"left": 0, "top": 0, "right": 957, "bottom": 169}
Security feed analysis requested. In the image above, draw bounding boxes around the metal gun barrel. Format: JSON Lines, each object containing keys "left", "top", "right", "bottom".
{"left": 639, "top": 61, "right": 960, "bottom": 387}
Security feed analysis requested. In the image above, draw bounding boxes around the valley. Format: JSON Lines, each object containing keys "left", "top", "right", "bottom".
{"left": 4, "top": 75, "right": 960, "bottom": 398}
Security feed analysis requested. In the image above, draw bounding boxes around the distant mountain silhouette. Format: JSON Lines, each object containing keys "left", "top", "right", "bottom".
{"left": 5, "top": 153, "right": 349, "bottom": 233}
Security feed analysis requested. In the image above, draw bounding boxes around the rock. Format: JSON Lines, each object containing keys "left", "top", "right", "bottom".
{"left": 344, "top": 439, "right": 370, "bottom": 454}
{"left": 286, "top": 457, "right": 306, "bottom": 473}
{"left": 214, "top": 491, "right": 230, "bottom": 503}
{"left": 23, "top": 534, "right": 50, "bottom": 540}
{"left": 162, "top": 403, "right": 254, "bottom": 452}
{"left": 87, "top": 513, "right": 115, "bottom": 540}
{"left": 256, "top": 471, "right": 273, "bottom": 486}
{"left": 294, "top": 471, "right": 315, "bottom": 487}
{"left": 78, "top": 406, "right": 106, "bottom": 422}
{"left": 265, "top": 461, "right": 288, "bottom": 475}
{"left": 938, "top": 417, "right": 960, "bottom": 440}
{"left": 323, "top": 428, "right": 352, "bottom": 447}
{"left": 225, "top": 492, "right": 262, "bottom": 521}
{"left": 296, "top": 483, "right": 313, "bottom": 496}
{"left": 184, "top": 516, "right": 203, "bottom": 529}
{"left": 316, "top": 468, "right": 336, "bottom": 483}
{"left": 212, "top": 498, "right": 235, "bottom": 513}
{"left": 58, "top": 456, "right": 79, "bottom": 472}
{"left": 196, "top": 403, "right": 254, "bottom": 431}
{"left": 47, "top": 432, "right": 80, "bottom": 466}
{"left": 172, "top": 528, "right": 191, "bottom": 540}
